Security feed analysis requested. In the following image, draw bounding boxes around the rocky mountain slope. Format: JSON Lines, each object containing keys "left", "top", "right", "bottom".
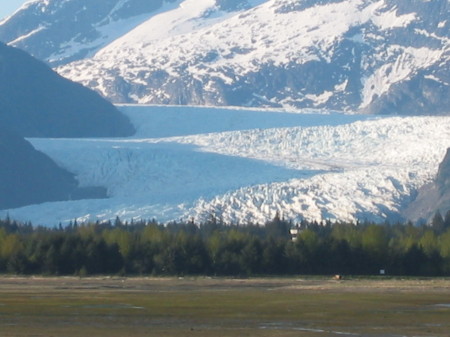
{"left": 403, "top": 148, "right": 450, "bottom": 223}
{"left": 0, "top": 42, "right": 134, "bottom": 137}
{"left": 2, "top": 0, "right": 449, "bottom": 114}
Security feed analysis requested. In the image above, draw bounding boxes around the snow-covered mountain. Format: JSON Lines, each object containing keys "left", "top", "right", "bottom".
{"left": 0, "top": 0, "right": 181, "bottom": 66}
{"left": 2, "top": 0, "right": 448, "bottom": 114}
{"left": 0, "top": 0, "right": 251, "bottom": 66}
{"left": 1, "top": 106, "right": 449, "bottom": 226}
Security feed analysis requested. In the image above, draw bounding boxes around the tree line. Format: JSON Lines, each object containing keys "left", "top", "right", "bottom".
{"left": 0, "top": 210, "right": 450, "bottom": 277}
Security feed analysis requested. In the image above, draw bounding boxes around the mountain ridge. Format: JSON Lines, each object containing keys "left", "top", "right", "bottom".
{"left": 2, "top": 0, "right": 450, "bottom": 114}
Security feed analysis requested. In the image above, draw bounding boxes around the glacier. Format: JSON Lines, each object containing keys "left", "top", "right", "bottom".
{"left": 1, "top": 105, "right": 449, "bottom": 226}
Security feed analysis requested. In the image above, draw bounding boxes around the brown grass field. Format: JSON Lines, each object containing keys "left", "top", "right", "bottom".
{"left": 0, "top": 276, "right": 449, "bottom": 336}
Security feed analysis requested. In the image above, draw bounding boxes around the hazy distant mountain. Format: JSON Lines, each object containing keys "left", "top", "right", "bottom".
{"left": 0, "top": 42, "right": 135, "bottom": 137}
{"left": 2, "top": 0, "right": 448, "bottom": 114}
{"left": 403, "top": 148, "right": 450, "bottom": 223}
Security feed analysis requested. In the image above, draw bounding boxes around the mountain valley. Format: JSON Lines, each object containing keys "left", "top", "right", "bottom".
{"left": 0, "top": 0, "right": 449, "bottom": 224}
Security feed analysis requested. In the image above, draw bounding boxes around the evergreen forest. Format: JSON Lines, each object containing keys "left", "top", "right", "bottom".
{"left": 1, "top": 211, "right": 450, "bottom": 277}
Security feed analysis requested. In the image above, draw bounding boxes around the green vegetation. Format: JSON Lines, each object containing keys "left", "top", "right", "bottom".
{"left": 0, "top": 277, "right": 449, "bottom": 337}
{"left": 1, "top": 211, "right": 450, "bottom": 276}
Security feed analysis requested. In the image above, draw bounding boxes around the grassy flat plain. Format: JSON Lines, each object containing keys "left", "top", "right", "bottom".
{"left": 0, "top": 276, "right": 449, "bottom": 337}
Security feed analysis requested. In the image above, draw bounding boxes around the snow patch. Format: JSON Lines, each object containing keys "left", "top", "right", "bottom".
{"left": 371, "top": 6, "right": 416, "bottom": 31}
{"left": 305, "top": 91, "right": 334, "bottom": 106}
{"left": 8, "top": 26, "right": 47, "bottom": 45}
{"left": 424, "top": 74, "right": 449, "bottom": 85}
{"left": 361, "top": 46, "right": 444, "bottom": 108}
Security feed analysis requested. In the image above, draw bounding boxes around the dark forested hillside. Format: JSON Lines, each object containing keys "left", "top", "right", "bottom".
{"left": 0, "top": 42, "right": 130, "bottom": 209}
{"left": 0, "top": 42, "right": 134, "bottom": 137}
{"left": 0, "top": 127, "right": 99, "bottom": 210}
{"left": 0, "top": 127, "right": 107, "bottom": 210}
